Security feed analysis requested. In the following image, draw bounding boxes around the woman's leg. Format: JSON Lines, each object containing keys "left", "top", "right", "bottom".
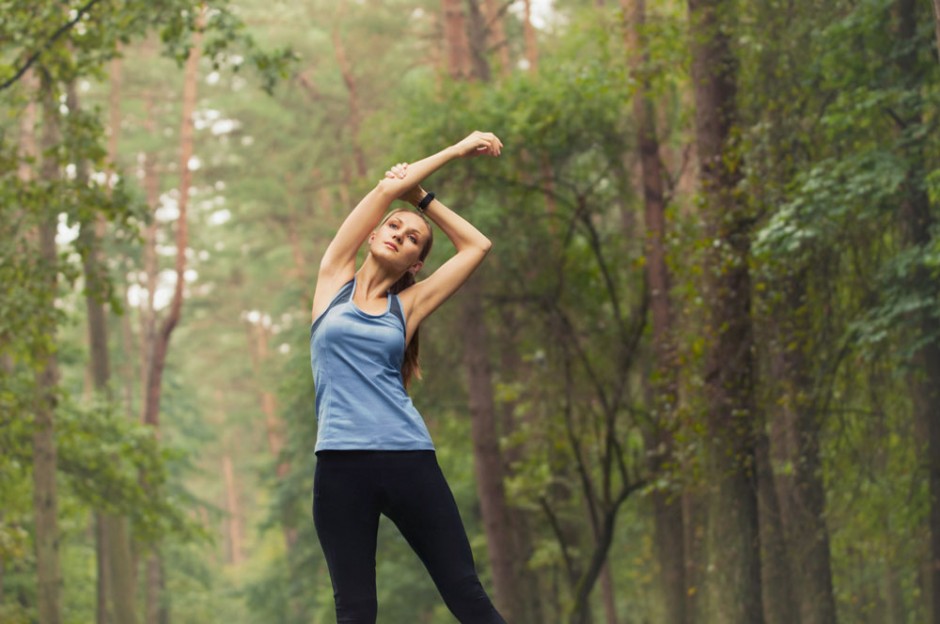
{"left": 382, "top": 452, "right": 507, "bottom": 624}
{"left": 313, "top": 452, "right": 382, "bottom": 624}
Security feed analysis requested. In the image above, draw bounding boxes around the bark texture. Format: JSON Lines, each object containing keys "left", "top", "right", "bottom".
{"left": 483, "top": 0, "right": 511, "bottom": 77}
{"left": 442, "top": 0, "right": 472, "bottom": 79}
{"left": 68, "top": 73, "right": 141, "bottom": 624}
{"left": 142, "top": 13, "right": 203, "bottom": 624}
{"left": 755, "top": 422, "right": 799, "bottom": 624}
{"left": 622, "top": 0, "right": 689, "bottom": 621}
{"left": 461, "top": 274, "right": 522, "bottom": 623}
{"left": 686, "top": 0, "right": 764, "bottom": 621}
{"left": 330, "top": 9, "right": 367, "bottom": 178}
{"left": 448, "top": 5, "right": 533, "bottom": 621}
{"left": 768, "top": 276, "right": 836, "bottom": 624}
{"left": 33, "top": 70, "right": 63, "bottom": 624}
{"left": 522, "top": 0, "right": 539, "bottom": 70}
{"left": 894, "top": 3, "right": 940, "bottom": 622}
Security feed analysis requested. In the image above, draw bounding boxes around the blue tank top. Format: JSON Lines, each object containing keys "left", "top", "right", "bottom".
{"left": 310, "top": 278, "right": 435, "bottom": 452}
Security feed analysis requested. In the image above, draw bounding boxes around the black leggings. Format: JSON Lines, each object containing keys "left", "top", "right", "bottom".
{"left": 313, "top": 451, "right": 507, "bottom": 624}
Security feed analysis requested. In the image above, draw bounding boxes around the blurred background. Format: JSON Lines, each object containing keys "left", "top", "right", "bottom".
{"left": 2, "top": 0, "right": 939, "bottom": 622}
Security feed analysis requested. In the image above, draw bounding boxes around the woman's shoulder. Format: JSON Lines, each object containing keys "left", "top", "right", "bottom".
{"left": 311, "top": 278, "right": 355, "bottom": 329}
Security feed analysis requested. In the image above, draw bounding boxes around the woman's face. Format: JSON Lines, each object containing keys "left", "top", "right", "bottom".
{"left": 370, "top": 211, "right": 432, "bottom": 275}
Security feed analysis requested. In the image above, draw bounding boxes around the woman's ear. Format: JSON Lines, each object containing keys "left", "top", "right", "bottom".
{"left": 409, "top": 261, "right": 424, "bottom": 275}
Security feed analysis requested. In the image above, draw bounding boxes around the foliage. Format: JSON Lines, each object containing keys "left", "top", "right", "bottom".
{"left": 2, "top": 0, "right": 938, "bottom": 622}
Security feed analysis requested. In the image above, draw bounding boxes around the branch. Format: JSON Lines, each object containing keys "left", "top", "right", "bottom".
{"left": 539, "top": 496, "right": 577, "bottom": 585}
{"left": 883, "top": 106, "right": 908, "bottom": 130}
{"left": 0, "top": 0, "right": 104, "bottom": 92}
{"left": 560, "top": 350, "right": 601, "bottom": 538}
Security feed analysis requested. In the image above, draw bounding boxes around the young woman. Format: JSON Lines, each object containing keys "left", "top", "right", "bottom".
{"left": 310, "top": 131, "right": 507, "bottom": 623}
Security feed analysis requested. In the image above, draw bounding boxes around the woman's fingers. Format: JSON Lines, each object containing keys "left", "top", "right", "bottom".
{"left": 460, "top": 131, "right": 502, "bottom": 157}
{"left": 385, "top": 162, "right": 409, "bottom": 179}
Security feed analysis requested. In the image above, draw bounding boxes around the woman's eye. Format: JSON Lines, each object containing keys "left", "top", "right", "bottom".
{"left": 409, "top": 236, "right": 418, "bottom": 244}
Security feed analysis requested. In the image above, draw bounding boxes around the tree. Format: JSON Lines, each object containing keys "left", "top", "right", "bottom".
{"left": 622, "top": 0, "right": 688, "bottom": 621}
{"left": 33, "top": 69, "right": 65, "bottom": 624}
{"left": 686, "top": 0, "right": 764, "bottom": 620}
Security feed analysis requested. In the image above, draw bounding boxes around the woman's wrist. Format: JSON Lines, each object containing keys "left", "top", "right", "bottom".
{"left": 416, "top": 191, "right": 435, "bottom": 212}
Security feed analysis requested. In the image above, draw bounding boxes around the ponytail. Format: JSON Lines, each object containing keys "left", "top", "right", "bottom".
{"left": 383, "top": 209, "right": 433, "bottom": 388}
{"left": 389, "top": 272, "right": 422, "bottom": 388}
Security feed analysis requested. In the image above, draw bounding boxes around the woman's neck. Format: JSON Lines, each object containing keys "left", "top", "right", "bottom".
{"left": 356, "top": 257, "right": 400, "bottom": 300}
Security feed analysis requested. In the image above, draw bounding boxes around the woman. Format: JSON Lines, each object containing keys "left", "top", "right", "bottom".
{"left": 310, "top": 131, "right": 507, "bottom": 623}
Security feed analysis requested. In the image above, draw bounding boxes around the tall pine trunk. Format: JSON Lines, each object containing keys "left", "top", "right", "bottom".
{"left": 932, "top": 0, "right": 940, "bottom": 59}
{"left": 34, "top": 69, "right": 64, "bottom": 624}
{"left": 461, "top": 274, "right": 520, "bottom": 621}
{"left": 755, "top": 414, "right": 799, "bottom": 624}
{"left": 622, "top": 1, "right": 688, "bottom": 621}
{"left": 441, "top": 0, "right": 472, "bottom": 79}
{"left": 894, "top": 2, "right": 940, "bottom": 622}
{"left": 142, "top": 13, "right": 203, "bottom": 624}
{"left": 221, "top": 455, "right": 244, "bottom": 565}
{"left": 686, "top": 1, "right": 764, "bottom": 621}
{"left": 522, "top": 0, "right": 539, "bottom": 71}
{"left": 67, "top": 67, "right": 141, "bottom": 624}
{"left": 444, "top": 3, "right": 528, "bottom": 620}
{"left": 247, "top": 323, "right": 298, "bottom": 551}
{"left": 330, "top": 6, "right": 367, "bottom": 178}
{"left": 768, "top": 275, "right": 836, "bottom": 624}
{"left": 482, "top": 0, "right": 511, "bottom": 77}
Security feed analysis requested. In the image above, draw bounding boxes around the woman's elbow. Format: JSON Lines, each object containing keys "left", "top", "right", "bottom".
{"left": 478, "top": 236, "right": 493, "bottom": 254}
{"left": 374, "top": 177, "right": 400, "bottom": 199}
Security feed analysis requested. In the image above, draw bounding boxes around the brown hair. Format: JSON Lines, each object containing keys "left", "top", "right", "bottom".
{"left": 383, "top": 210, "right": 433, "bottom": 387}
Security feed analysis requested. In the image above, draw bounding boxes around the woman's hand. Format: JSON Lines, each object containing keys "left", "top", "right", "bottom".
{"left": 384, "top": 162, "right": 409, "bottom": 181}
{"left": 384, "top": 162, "right": 425, "bottom": 206}
{"left": 451, "top": 131, "right": 503, "bottom": 158}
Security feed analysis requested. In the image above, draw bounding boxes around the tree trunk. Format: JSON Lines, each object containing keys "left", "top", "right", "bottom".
{"left": 95, "top": 514, "right": 110, "bottom": 624}
{"left": 145, "top": 555, "right": 166, "bottom": 624}
{"left": 599, "top": 563, "right": 618, "bottom": 624}
{"left": 330, "top": 9, "right": 367, "bottom": 178}
{"left": 442, "top": 0, "right": 472, "bottom": 79}
{"left": 140, "top": 93, "right": 159, "bottom": 420}
{"left": 222, "top": 455, "right": 244, "bottom": 565}
{"left": 142, "top": 13, "right": 201, "bottom": 430}
{"left": 496, "top": 310, "right": 545, "bottom": 624}
{"left": 67, "top": 66, "right": 142, "bottom": 624}
{"left": 142, "top": 14, "right": 203, "bottom": 624}
{"left": 755, "top": 421, "right": 800, "bottom": 624}
{"left": 932, "top": 0, "right": 940, "bottom": 60}
{"left": 894, "top": 3, "right": 940, "bottom": 622}
{"left": 465, "top": 0, "right": 492, "bottom": 82}
{"left": 568, "top": 500, "right": 638, "bottom": 624}
{"left": 31, "top": 69, "right": 64, "bottom": 624}
{"left": 482, "top": 0, "right": 511, "bottom": 77}
{"left": 461, "top": 274, "right": 520, "bottom": 622}
{"left": 522, "top": 0, "right": 539, "bottom": 71}
{"left": 18, "top": 67, "right": 62, "bottom": 623}
{"left": 29, "top": 70, "right": 62, "bottom": 624}
{"left": 767, "top": 275, "right": 836, "bottom": 624}
{"left": 622, "top": 1, "right": 689, "bottom": 621}
{"left": 246, "top": 323, "right": 299, "bottom": 551}
{"left": 686, "top": 0, "right": 764, "bottom": 621}
{"left": 446, "top": 6, "right": 523, "bottom": 620}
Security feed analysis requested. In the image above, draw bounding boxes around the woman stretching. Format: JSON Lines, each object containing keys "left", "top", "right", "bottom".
{"left": 310, "top": 131, "right": 507, "bottom": 623}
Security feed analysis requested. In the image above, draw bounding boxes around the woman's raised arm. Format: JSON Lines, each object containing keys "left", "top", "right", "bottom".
{"left": 312, "top": 132, "right": 502, "bottom": 321}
